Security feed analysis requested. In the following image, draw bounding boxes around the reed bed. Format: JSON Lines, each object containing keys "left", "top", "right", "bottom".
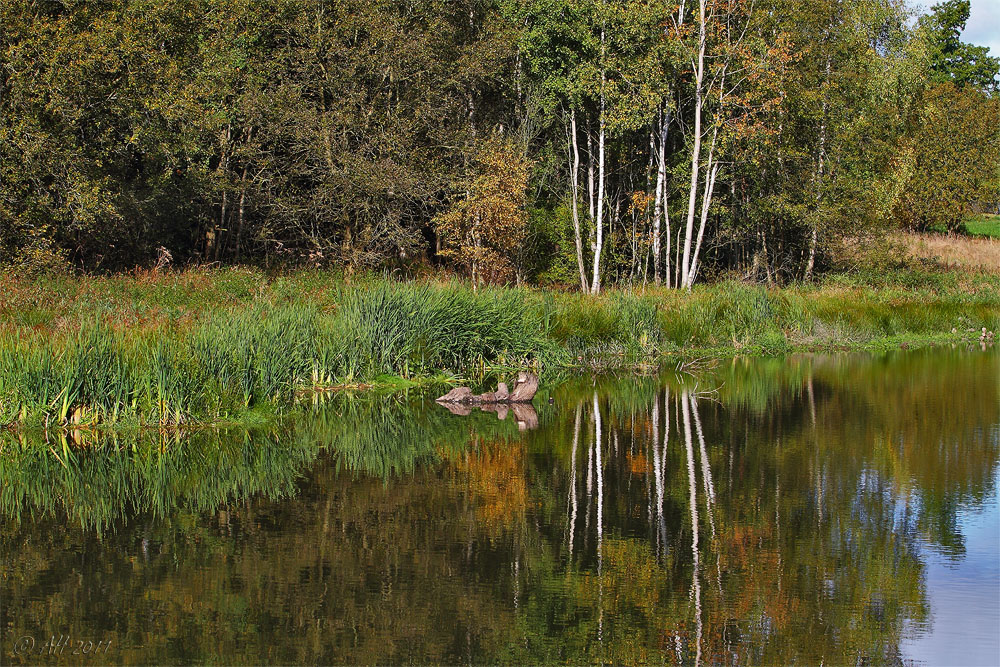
{"left": 1, "top": 268, "right": 997, "bottom": 427}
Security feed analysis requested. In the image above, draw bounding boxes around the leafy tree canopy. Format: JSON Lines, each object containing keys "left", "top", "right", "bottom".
{"left": 919, "top": 0, "right": 1000, "bottom": 93}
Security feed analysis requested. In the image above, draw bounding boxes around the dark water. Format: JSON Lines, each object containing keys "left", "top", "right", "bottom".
{"left": 2, "top": 349, "right": 998, "bottom": 665}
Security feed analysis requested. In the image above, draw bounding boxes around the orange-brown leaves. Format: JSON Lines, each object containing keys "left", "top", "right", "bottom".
{"left": 434, "top": 136, "right": 531, "bottom": 286}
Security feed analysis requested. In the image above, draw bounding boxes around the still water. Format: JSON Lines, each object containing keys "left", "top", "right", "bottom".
{"left": 2, "top": 349, "right": 998, "bottom": 665}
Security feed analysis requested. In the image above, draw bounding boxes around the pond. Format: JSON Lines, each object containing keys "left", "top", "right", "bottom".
{"left": 2, "top": 348, "right": 998, "bottom": 665}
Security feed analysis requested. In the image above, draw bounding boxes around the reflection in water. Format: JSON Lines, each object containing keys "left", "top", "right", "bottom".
{"left": 438, "top": 399, "right": 539, "bottom": 430}
{"left": 1, "top": 349, "right": 997, "bottom": 664}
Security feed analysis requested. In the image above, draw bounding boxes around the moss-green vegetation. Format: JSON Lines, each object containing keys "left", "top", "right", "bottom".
{"left": 1, "top": 268, "right": 997, "bottom": 428}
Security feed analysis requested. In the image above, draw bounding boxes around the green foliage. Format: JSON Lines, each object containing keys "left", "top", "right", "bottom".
{"left": 434, "top": 137, "right": 532, "bottom": 285}
{"left": 0, "top": 0, "right": 518, "bottom": 269}
{"left": 896, "top": 84, "right": 1000, "bottom": 232}
{"left": 1, "top": 0, "right": 997, "bottom": 285}
{"left": 919, "top": 0, "right": 1000, "bottom": 93}
{"left": 530, "top": 205, "right": 580, "bottom": 286}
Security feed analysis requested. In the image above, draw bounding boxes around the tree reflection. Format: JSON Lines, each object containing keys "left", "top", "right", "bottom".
{"left": 1, "top": 349, "right": 996, "bottom": 664}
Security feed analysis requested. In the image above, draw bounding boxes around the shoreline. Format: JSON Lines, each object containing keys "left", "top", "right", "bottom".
{"left": 1, "top": 330, "right": 993, "bottom": 435}
{"left": 1, "top": 268, "right": 997, "bottom": 431}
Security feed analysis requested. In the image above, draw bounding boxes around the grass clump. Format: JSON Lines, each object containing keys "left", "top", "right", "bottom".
{"left": 544, "top": 292, "right": 663, "bottom": 365}
{"left": 660, "top": 283, "right": 807, "bottom": 354}
{"left": 331, "top": 280, "right": 550, "bottom": 379}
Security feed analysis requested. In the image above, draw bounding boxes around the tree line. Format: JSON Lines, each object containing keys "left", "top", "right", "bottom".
{"left": 2, "top": 0, "right": 998, "bottom": 287}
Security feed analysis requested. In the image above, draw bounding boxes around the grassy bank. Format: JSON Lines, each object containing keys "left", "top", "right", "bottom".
{"left": 1, "top": 267, "right": 997, "bottom": 428}
{"left": 965, "top": 214, "right": 1000, "bottom": 239}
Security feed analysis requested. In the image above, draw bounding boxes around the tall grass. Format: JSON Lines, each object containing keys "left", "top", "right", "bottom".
{"left": 331, "top": 280, "right": 552, "bottom": 379}
{"left": 1, "top": 269, "right": 997, "bottom": 427}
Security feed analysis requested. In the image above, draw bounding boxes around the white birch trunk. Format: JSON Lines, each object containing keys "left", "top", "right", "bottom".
{"left": 590, "top": 27, "right": 607, "bottom": 295}
{"left": 687, "top": 157, "right": 719, "bottom": 288}
{"left": 569, "top": 110, "right": 590, "bottom": 292}
{"left": 651, "top": 113, "right": 668, "bottom": 284}
{"left": 590, "top": 129, "right": 604, "bottom": 293}
{"left": 805, "top": 55, "right": 830, "bottom": 281}
{"left": 587, "top": 127, "right": 596, "bottom": 224}
{"left": 680, "top": 0, "right": 708, "bottom": 289}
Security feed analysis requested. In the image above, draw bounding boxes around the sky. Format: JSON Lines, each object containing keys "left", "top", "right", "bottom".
{"left": 963, "top": 0, "right": 1000, "bottom": 54}
{"left": 910, "top": 0, "right": 1000, "bottom": 53}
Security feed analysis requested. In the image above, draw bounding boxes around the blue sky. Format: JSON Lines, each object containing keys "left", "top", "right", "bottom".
{"left": 963, "top": 0, "right": 1000, "bottom": 54}
{"left": 910, "top": 0, "right": 1000, "bottom": 53}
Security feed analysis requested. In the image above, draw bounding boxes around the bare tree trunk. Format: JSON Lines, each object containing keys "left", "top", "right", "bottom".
{"left": 644, "top": 128, "right": 656, "bottom": 284}
{"left": 211, "top": 124, "right": 232, "bottom": 263}
{"left": 761, "top": 224, "right": 774, "bottom": 284}
{"left": 570, "top": 110, "right": 590, "bottom": 292}
{"left": 664, "top": 194, "right": 672, "bottom": 289}
{"left": 587, "top": 125, "right": 596, "bottom": 224}
{"left": 805, "top": 55, "right": 830, "bottom": 282}
{"left": 214, "top": 190, "right": 227, "bottom": 263}
{"left": 683, "top": 11, "right": 730, "bottom": 289}
{"left": 805, "top": 220, "right": 819, "bottom": 280}
{"left": 591, "top": 26, "right": 607, "bottom": 295}
{"left": 680, "top": 0, "right": 708, "bottom": 289}
{"left": 234, "top": 167, "right": 247, "bottom": 261}
{"left": 471, "top": 220, "right": 481, "bottom": 290}
{"left": 590, "top": 120, "right": 605, "bottom": 294}
{"left": 652, "top": 111, "right": 669, "bottom": 284}
{"left": 675, "top": 225, "right": 682, "bottom": 287}
{"left": 663, "top": 110, "right": 674, "bottom": 288}
{"left": 687, "top": 154, "right": 719, "bottom": 287}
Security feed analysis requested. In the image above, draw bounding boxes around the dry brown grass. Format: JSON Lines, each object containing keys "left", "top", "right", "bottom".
{"left": 898, "top": 232, "right": 1000, "bottom": 273}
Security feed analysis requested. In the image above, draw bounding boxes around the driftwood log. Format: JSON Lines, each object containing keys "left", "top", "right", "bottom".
{"left": 508, "top": 372, "right": 538, "bottom": 402}
{"left": 436, "top": 372, "right": 539, "bottom": 405}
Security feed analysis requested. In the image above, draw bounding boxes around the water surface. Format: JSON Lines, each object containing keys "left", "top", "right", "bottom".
{"left": 2, "top": 348, "right": 998, "bottom": 665}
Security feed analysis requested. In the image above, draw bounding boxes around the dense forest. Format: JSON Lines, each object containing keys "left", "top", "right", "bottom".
{"left": 1, "top": 0, "right": 998, "bottom": 288}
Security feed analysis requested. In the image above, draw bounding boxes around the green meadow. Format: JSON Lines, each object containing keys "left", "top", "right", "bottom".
{"left": 964, "top": 214, "right": 1000, "bottom": 239}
